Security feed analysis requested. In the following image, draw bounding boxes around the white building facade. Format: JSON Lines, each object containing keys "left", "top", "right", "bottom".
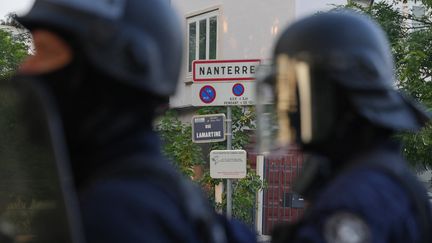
{"left": 170, "top": 0, "right": 346, "bottom": 109}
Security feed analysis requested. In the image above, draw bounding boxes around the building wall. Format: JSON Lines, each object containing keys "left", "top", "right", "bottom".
{"left": 170, "top": 0, "right": 347, "bottom": 109}
{"left": 170, "top": 0, "right": 295, "bottom": 108}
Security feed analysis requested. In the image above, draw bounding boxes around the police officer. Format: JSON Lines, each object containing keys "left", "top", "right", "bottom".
{"left": 256, "top": 11, "right": 432, "bottom": 243}
{"left": 13, "top": 0, "right": 256, "bottom": 242}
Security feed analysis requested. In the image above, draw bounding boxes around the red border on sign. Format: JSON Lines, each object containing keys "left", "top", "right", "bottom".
{"left": 193, "top": 59, "right": 261, "bottom": 82}
{"left": 199, "top": 85, "right": 217, "bottom": 104}
{"left": 232, "top": 83, "right": 245, "bottom": 97}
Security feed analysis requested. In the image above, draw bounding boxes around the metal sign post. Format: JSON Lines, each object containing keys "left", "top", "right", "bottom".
{"left": 191, "top": 59, "right": 260, "bottom": 219}
{"left": 226, "top": 106, "right": 233, "bottom": 218}
{"left": 209, "top": 148, "right": 247, "bottom": 217}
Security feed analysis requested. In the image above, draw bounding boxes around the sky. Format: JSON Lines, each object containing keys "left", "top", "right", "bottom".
{"left": 0, "top": 0, "right": 34, "bottom": 20}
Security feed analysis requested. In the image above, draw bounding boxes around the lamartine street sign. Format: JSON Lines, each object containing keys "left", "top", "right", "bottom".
{"left": 192, "top": 114, "right": 226, "bottom": 143}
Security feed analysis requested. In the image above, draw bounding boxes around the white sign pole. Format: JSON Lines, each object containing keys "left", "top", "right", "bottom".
{"left": 226, "top": 106, "right": 233, "bottom": 219}
{"left": 255, "top": 155, "right": 265, "bottom": 235}
{"left": 215, "top": 183, "right": 223, "bottom": 213}
{"left": 193, "top": 59, "right": 259, "bottom": 218}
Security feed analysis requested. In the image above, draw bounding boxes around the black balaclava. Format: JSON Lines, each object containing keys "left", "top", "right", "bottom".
{"left": 301, "top": 73, "right": 394, "bottom": 164}
{"left": 26, "top": 49, "right": 165, "bottom": 188}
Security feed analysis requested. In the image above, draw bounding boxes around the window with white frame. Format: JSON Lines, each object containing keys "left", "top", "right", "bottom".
{"left": 187, "top": 10, "right": 218, "bottom": 73}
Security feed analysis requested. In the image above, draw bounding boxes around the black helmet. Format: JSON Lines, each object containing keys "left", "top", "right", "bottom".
{"left": 18, "top": 0, "right": 183, "bottom": 97}
{"left": 256, "top": 11, "right": 430, "bottom": 151}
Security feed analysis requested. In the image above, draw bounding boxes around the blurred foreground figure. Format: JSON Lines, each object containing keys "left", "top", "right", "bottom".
{"left": 4, "top": 0, "right": 256, "bottom": 242}
{"left": 256, "top": 11, "right": 432, "bottom": 243}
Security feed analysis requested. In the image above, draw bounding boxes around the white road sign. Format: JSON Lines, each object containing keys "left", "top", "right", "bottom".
{"left": 193, "top": 59, "right": 261, "bottom": 82}
{"left": 192, "top": 82, "right": 255, "bottom": 106}
{"left": 210, "top": 150, "right": 247, "bottom": 179}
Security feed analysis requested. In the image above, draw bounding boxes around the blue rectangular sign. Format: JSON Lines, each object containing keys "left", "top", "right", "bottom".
{"left": 192, "top": 114, "right": 226, "bottom": 143}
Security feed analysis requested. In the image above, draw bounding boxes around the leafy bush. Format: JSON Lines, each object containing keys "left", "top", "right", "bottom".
{"left": 156, "top": 107, "right": 264, "bottom": 226}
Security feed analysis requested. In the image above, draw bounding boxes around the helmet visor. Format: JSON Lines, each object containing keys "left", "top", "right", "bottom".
{"left": 256, "top": 54, "right": 313, "bottom": 154}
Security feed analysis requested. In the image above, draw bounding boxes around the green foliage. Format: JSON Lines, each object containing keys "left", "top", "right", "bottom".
{"left": 198, "top": 106, "right": 256, "bottom": 150}
{"left": 341, "top": 1, "right": 432, "bottom": 168}
{"left": 199, "top": 170, "right": 265, "bottom": 227}
{"left": 231, "top": 172, "right": 265, "bottom": 226}
{"left": 196, "top": 106, "right": 261, "bottom": 225}
{"left": 422, "top": 0, "right": 432, "bottom": 8}
{"left": 0, "top": 29, "right": 27, "bottom": 78}
{"left": 198, "top": 169, "right": 265, "bottom": 226}
{"left": 156, "top": 107, "right": 263, "bottom": 225}
{"left": 1, "top": 13, "right": 32, "bottom": 48}
{"left": 1, "top": 13, "right": 24, "bottom": 28}
{"left": 3, "top": 198, "right": 58, "bottom": 235}
{"left": 398, "top": 124, "right": 432, "bottom": 169}
{"left": 156, "top": 110, "right": 205, "bottom": 177}
{"left": 398, "top": 28, "right": 432, "bottom": 106}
